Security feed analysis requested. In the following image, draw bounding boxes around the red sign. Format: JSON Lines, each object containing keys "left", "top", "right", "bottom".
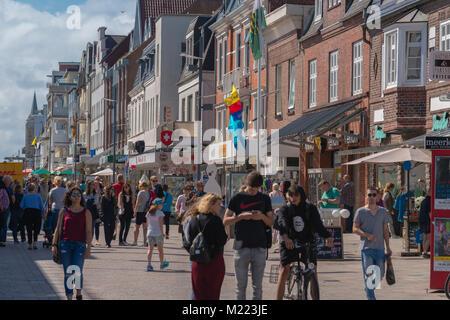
{"left": 161, "top": 131, "right": 172, "bottom": 146}
{"left": 430, "top": 149, "right": 450, "bottom": 290}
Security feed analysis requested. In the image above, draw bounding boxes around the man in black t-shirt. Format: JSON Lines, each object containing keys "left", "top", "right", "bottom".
{"left": 224, "top": 171, "right": 274, "bottom": 300}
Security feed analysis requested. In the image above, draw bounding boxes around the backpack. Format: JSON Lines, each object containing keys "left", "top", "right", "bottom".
{"left": 189, "top": 216, "right": 212, "bottom": 264}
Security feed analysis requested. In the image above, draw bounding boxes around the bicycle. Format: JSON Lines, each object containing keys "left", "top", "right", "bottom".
{"left": 284, "top": 241, "right": 320, "bottom": 300}
{"left": 445, "top": 273, "right": 450, "bottom": 300}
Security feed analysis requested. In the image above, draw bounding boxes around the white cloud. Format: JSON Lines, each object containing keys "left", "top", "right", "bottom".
{"left": 0, "top": 0, "right": 135, "bottom": 159}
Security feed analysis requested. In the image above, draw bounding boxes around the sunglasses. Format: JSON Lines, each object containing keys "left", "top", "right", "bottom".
{"left": 71, "top": 193, "right": 82, "bottom": 198}
{"left": 367, "top": 193, "right": 377, "bottom": 198}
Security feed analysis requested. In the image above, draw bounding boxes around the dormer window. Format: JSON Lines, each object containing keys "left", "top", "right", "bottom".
{"left": 186, "top": 36, "right": 194, "bottom": 66}
{"left": 315, "top": 0, "right": 322, "bottom": 20}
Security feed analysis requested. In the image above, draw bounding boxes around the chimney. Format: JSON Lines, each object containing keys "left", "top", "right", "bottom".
{"left": 98, "top": 26, "right": 107, "bottom": 41}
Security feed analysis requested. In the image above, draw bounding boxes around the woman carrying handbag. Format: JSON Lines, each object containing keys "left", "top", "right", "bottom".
{"left": 52, "top": 187, "right": 92, "bottom": 300}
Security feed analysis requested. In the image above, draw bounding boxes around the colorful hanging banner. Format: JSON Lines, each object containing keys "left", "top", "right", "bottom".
{"left": 225, "top": 85, "right": 245, "bottom": 149}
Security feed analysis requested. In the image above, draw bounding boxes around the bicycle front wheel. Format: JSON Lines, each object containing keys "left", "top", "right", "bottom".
{"left": 302, "top": 273, "right": 320, "bottom": 300}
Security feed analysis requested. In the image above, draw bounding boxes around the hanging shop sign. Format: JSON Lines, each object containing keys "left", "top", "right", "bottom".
{"left": 432, "top": 112, "right": 449, "bottom": 131}
{"left": 374, "top": 125, "right": 387, "bottom": 142}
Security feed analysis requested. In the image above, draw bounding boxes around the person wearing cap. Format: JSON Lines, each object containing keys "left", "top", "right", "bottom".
{"left": 145, "top": 198, "right": 169, "bottom": 271}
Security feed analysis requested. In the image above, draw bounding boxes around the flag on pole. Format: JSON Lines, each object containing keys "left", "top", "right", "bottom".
{"left": 246, "top": 0, "right": 267, "bottom": 60}
{"left": 225, "top": 85, "right": 245, "bottom": 149}
{"left": 31, "top": 136, "right": 37, "bottom": 146}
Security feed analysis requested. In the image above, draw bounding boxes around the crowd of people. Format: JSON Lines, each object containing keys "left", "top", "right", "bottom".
{"left": 0, "top": 170, "right": 432, "bottom": 301}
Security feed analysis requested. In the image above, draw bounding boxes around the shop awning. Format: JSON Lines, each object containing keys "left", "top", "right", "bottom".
{"left": 402, "top": 128, "right": 450, "bottom": 148}
{"left": 337, "top": 127, "right": 450, "bottom": 158}
{"left": 276, "top": 102, "right": 363, "bottom": 145}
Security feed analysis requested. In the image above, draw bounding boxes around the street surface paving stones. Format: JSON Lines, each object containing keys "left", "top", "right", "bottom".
{"left": 0, "top": 222, "right": 447, "bottom": 300}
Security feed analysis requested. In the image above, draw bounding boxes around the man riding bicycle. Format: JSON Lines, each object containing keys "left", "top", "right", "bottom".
{"left": 275, "top": 184, "right": 333, "bottom": 300}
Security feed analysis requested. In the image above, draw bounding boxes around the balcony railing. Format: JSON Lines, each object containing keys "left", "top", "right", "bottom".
{"left": 223, "top": 68, "right": 242, "bottom": 95}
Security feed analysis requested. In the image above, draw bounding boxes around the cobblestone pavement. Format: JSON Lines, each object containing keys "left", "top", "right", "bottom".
{"left": 0, "top": 222, "right": 447, "bottom": 300}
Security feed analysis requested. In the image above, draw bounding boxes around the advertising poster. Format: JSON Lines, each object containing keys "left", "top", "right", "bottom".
{"left": 433, "top": 218, "right": 450, "bottom": 272}
{"left": 434, "top": 156, "right": 450, "bottom": 210}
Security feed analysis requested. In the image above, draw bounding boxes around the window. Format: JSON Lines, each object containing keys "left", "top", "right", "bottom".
{"left": 150, "top": 98, "right": 154, "bottom": 129}
{"left": 288, "top": 59, "right": 295, "bottom": 110}
{"left": 353, "top": 41, "right": 363, "bottom": 95}
{"left": 328, "top": 0, "right": 340, "bottom": 8}
{"left": 244, "top": 102, "right": 250, "bottom": 131}
{"left": 155, "top": 95, "right": 159, "bottom": 127}
{"left": 218, "top": 40, "right": 223, "bottom": 84}
{"left": 440, "top": 20, "right": 450, "bottom": 51}
{"left": 186, "top": 37, "right": 194, "bottom": 66}
{"left": 309, "top": 60, "right": 317, "bottom": 107}
{"left": 195, "top": 91, "right": 199, "bottom": 121}
{"left": 329, "top": 51, "right": 338, "bottom": 102}
{"left": 138, "top": 102, "right": 142, "bottom": 133}
{"left": 244, "top": 28, "right": 250, "bottom": 73}
{"left": 386, "top": 31, "right": 397, "bottom": 86}
{"left": 181, "top": 98, "right": 186, "bottom": 121}
{"left": 315, "top": 0, "right": 322, "bottom": 20}
{"left": 275, "top": 64, "right": 282, "bottom": 115}
{"left": 223, "top": 38, "right": 228, "bottom": 76}
{"left": 156, "top": 44, "right": 160, "bottom": 77}
{"left": 236, "top": 31, "right": 241, "bottom": 69}
{"left": 187, "top": 95, "right": 193, "bottom": 122}
{"left": 406, "top": 32, "right": 422, "bottom": 80}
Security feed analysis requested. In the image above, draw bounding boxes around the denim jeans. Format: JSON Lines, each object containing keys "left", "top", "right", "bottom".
{"left": 0, "top": 209, "right": 10, "bottom": 242}
{"left": 60, "top": 240, "right": 86, "bottom": 297}
{"left": 361, "top": 249, "right": 385, "bottom": 300}
{"left": 49, "top": 209, "right": 60, "bottom": 233}
{"left": 234, "top": 247, "right": 267, "bottom": 300}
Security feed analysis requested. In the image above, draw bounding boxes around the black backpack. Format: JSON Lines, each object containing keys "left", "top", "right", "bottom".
{"left": 189, "top": 216, "right": 212, "bottom": 264}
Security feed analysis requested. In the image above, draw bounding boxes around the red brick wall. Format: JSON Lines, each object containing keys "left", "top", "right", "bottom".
{"left": 423, "top": 1, "right": 450, "bottom": 131}
{"left": 267, "top": 32, "right": 301, "bottom": 131}
{"left": 368, "top": 0, "right": 450, "bottom": 146}
{"left": 300, "top": 15, "right": 370, "bottom": 112}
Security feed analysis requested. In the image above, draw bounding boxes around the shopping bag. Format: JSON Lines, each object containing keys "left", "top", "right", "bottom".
{"left": 385, "top": 254, "right": 396, "bottom": 285}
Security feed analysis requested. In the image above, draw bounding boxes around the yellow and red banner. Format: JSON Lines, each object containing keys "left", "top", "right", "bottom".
{"left": 0, "top": 162, "right": 23, "bottom": 185}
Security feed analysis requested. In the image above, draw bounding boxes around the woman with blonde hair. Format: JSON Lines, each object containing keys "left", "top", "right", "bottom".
{"left": 184, "top": 193, "right": 228, "bottom": 300}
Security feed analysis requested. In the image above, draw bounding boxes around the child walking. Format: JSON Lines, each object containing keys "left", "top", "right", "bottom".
{"left": 146, "top": 198, "right": 169, "bottom": 271}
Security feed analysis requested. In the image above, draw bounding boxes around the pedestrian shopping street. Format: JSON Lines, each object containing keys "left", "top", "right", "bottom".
{"left": 0, "top": 223, "right": 446, "bottom": 300}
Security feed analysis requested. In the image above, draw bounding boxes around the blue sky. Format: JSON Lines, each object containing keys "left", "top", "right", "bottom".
{"left": 15, "top": 0, "right": 87, "bottom": 14}
{"left": 0, "top": 0, "right": 135, "bottom": 160}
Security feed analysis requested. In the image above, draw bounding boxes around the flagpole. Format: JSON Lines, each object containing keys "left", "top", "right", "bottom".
{"left": 256, "top": 58, "right": 261, "bottom": 173}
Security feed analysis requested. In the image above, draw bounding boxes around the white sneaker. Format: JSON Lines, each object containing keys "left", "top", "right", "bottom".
{"left": 123, "top": 241, "right": 129, "bottom": 246}
{"left": 131, "top": 242, "right": 137, "bottom": 246}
